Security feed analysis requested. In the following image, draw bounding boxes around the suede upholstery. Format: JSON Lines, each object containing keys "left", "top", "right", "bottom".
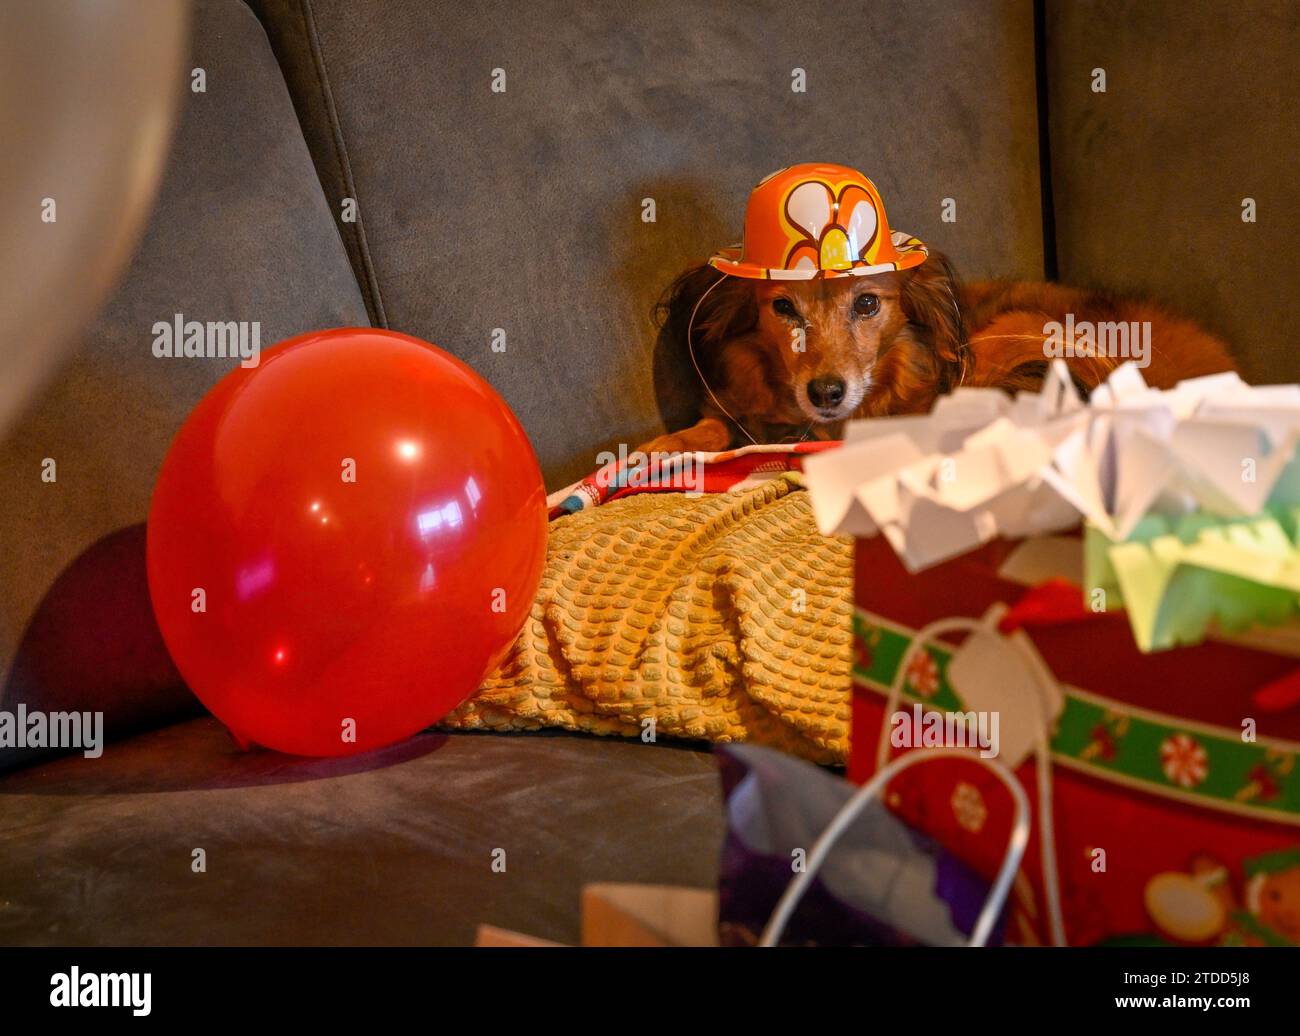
{"left": 1046, "top": 0, "right": 1299, "bottom": 383}
{"left": 250, "top": 0, "right": 1046, "bottom": 488}
{"left": 0, "top": 721, "right": 724, "bottom": 946}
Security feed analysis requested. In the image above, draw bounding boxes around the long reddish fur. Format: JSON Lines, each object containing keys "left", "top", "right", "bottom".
{"left": 648, "top": 253, "right": 1236, "bottom": 453}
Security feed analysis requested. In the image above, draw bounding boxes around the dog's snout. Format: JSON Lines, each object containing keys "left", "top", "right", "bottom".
{"left": 806, "top": 375, "right": 847, "bottom": 408}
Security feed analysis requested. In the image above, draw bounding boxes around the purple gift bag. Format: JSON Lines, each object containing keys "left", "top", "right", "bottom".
{"left": 716, "top": 744, "right": 1030, "bottom": 946}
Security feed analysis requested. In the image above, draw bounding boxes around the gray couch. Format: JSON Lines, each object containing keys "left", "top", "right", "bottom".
{"left": 0, "top": 0, "right": 1295, "bottom": 945}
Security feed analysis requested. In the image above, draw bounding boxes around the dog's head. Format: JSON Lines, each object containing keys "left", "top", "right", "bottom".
{"left": 660, "top": 252, "right": 969, "bottom": 427}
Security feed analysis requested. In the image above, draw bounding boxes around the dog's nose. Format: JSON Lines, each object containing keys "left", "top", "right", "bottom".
{"left": 806, "top": 375, "right": 846, "bottom": 408}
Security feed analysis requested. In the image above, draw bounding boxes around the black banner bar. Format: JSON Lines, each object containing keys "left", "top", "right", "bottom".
{"left": 0, "top": 946, "right": 1293, "bottom": 1022}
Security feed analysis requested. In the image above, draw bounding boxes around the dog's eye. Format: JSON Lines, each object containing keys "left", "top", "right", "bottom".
{"left": 854, "top": 293, "right": 880, "bottom": 317}
{"left": 772, "top": 298, "right": 798, "bottom": 318}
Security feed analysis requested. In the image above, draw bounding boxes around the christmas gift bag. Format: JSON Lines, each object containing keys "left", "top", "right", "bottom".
{"left": 804, "top": 363, "right": 1300, "bottom": 946}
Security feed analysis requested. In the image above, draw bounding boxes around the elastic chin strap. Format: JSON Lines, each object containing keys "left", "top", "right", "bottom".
{"left": 686, "top": 273, "right": 819, "bottom": 448}
{"left": 685, "top": 273, "right": 760, "bottom": 447}
{"left": 944, "top": 278, "right": 969, "bottom": 388}
{"left": 691, "top": 260, "right": 967, "bottom": 428}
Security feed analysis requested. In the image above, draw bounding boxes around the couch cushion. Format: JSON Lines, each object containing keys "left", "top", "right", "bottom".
{"left": 0, "top": 721, "right": 724, "bottom": 945}
{"left": 252, "top": 0, "right": 1046, "bottom": 487}
{"left": 0, "top": 0, "right": 369, "bottom": 698}
{"left": 1046, "top": 0, "right": 1299, "bottom": 383}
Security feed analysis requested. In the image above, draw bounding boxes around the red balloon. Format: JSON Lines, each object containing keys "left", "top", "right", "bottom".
{"left": 146, "top": 328, "right": 547, "bottom": 756}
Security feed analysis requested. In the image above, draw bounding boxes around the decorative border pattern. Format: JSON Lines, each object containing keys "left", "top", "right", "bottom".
{"left": 853, "top": 610, "right": 1300, "bottom": 826}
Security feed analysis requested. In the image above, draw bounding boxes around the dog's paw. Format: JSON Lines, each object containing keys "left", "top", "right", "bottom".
{"left": 635, "top": 433, "right": 688, "bottom": 458}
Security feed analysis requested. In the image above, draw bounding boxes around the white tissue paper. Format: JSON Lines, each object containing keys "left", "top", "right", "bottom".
{"left": 803, "top": 361, "right": 1300, "bottom": 573}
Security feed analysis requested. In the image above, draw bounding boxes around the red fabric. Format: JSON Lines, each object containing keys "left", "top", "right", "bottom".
{"left": 996, "top": 578, "right": 1092, "bottom": 633}
{"left": 548, "top": 440, "right": 840, "bottom": 519}
{"left": 1253, "top": 666, "right": 1300, "bottom": 714}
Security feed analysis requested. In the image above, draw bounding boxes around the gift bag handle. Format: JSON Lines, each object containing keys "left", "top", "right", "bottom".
{"left": 758, "top": 746, "right": 1031, "bottom": 947}
{"left": 873, "top": 614, "right": 1066, "bottom": 946}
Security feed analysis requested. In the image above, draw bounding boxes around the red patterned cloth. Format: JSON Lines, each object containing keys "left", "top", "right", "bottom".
{"left": 546, "top": 442, "right": 839, "bottom": 519}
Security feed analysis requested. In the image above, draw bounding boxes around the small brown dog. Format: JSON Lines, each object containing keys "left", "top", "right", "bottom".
{"left": 639, "top": 257, "right": 1237, "bottom": 455}
{"left": 639, "top": 164, "right": 1234, "bottom": 455}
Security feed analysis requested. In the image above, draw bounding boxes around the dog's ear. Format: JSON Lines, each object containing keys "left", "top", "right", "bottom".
{"left": 899, "top": 250, "right": 968, "bottom": 392}
{"left": 656, "top": 263, "right": 758, "bottom": 358}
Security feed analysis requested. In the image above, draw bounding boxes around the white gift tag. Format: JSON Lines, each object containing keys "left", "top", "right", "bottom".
{"left": 945, "top": 616, "right": 1063, "bottom": 770}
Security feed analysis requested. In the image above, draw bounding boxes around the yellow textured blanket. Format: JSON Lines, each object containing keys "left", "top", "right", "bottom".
{"left": 441, "top": 475, "right": 853, "bottom": 764}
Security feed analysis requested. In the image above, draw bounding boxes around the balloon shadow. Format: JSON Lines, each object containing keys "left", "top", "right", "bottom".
{"left": 0, "top": 716, "right": 451, "bottom": 796}
{"left": 0, "top": 523, "right": 201, "bottom": 775}
{"left": 0, "top": 523, "right": 452, "bottom": 791}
